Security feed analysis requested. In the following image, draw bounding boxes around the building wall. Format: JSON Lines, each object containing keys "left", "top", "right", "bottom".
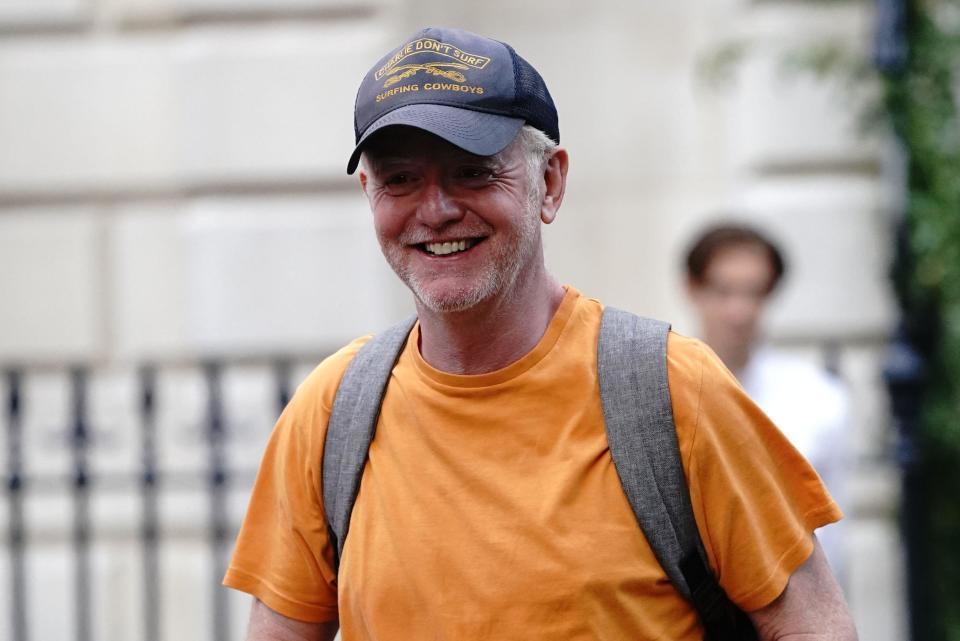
{"left": 0, "top": 1, "right": 904, "bottom": 639}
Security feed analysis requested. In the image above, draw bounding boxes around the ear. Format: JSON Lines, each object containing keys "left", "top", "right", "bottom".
{"left": 358, "top": 164, "right": 378, "bottom": 211}
{"left": 358, "top": 166, "right": 369, "bottom": 194}
{"left": 539, "top": 148, "right": 569, "bottom": 224}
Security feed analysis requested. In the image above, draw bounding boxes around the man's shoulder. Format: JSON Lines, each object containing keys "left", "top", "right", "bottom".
{"left": 291, "top": 334, "right": 376, "bottom": 414}
{"left": 663, "top": 331, "right": 750, "bottom": 445}
{"left": 591, "top": 306, "right": 722, "bottom": 394}
{"left": 664, "top": 330, "right": 725, "bottom": 388}
{"left": 665, "top": 329, "right": 710, "bottom": 356}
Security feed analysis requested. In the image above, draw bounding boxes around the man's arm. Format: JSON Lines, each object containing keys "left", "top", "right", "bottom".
{"left": 245, "top": 599, "right": 339, "bottom": 641}
{"left": 747, "top": 535, "right": 857, "bottom": 640}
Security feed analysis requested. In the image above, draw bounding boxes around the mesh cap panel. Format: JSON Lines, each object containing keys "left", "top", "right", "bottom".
{"left": 505, "top": 43, "right": 559, "bottom": 144}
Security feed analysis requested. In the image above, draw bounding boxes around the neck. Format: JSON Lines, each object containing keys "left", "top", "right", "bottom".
{"left": 415, "top": 263, "right": 566, "bottom": 375}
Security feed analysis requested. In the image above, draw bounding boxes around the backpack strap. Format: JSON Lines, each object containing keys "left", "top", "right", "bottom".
{"left": 598, "top": 306, "right": 757, "bottom": 641}
{"left": 322, "top": 316, "right": 417, "bottom": 571}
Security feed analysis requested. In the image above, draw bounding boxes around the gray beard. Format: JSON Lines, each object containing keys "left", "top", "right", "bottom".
{"left": 381, "top": 206, "right": 541, "bottom": 314}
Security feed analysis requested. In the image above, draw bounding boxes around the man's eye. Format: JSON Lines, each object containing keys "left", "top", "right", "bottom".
{"left": 381, "top": 173, "right": 420, "bottom": 194}
{"left": 385, "top": 173, "right": 411, "bottom": 185}
{"left": 457, "top": 167, "right": 493, "bottom": 182}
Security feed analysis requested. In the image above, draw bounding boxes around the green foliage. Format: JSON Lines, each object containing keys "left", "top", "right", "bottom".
{"left": 887, "top": 0, "right": 960, "bottom": 442}
{"left": 880, "top": 1, "right": 960, "bottom": 639}
{"left": 703, "top": 1, "right": 960, "bottom": 636}
{"left": 700, "top": 4, "right": 960, "bottom": 630}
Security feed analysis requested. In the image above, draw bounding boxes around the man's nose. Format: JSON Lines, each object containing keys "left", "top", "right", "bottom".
{"left": 416, "top": 180, "right": 464, "bottom": 228}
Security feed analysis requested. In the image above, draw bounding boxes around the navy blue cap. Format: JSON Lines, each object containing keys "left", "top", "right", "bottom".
{"left": 347, "top": 26, "right": 559, "bottom": 174}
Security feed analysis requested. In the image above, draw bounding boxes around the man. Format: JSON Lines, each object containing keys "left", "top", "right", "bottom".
{"left": 684, "top": 223, "right": 852, "bottom": 585}
{"left": 224, "top": 27, "right": 857, "bottom": 640}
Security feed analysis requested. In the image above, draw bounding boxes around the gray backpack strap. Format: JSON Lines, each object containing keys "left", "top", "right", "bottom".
{"left": 599, "top": 307, "right": 756, "bottom": 640}
{"left": 322, "top": 316, "right": 417, "bottom": 571}
{"left": 598, "top": 306, "right": 703, "bottom": 596}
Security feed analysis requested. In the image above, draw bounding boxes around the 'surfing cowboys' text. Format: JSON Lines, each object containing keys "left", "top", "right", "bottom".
{"left": 376, "top": 83, "right": 485, "bottom": 103}
{"left": 424, "top": 83, "right": 484, "bottom": 93}
{"left": 376, "top": 84, "right": 419, "bottom": 102}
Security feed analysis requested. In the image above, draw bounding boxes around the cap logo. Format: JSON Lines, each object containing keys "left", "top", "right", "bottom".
{"left": 384, "top": 62, "right": 466, "bottom": 88}
{"left": 375, "top": 37, "right": 491, "bottom": 88}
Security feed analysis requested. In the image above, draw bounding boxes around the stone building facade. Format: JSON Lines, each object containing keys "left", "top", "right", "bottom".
{"left": 0, "top": 1, "right": 904, "bottom": 639}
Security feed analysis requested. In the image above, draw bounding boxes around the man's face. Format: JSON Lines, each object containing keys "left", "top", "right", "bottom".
{"left": 359, "top": 127, "right": 543, "bottom": 313}
{"left": 687, "top": 244, "right": 776, "bottom": 354}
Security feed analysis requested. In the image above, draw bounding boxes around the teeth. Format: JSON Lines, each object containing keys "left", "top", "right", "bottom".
{"left": 425, "top": 239, "right": 473, "bottom": 256}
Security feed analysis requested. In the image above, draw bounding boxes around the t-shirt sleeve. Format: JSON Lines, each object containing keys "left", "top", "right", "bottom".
{"left": 222, "top": 337, "right": 369, "bottom": 623}
{"left": 666, "top": 333, "right": 843, "bottom": 612}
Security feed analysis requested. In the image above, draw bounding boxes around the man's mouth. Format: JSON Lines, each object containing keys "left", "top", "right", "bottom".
{"left": 419, "top": 238, "right": 480, "bottom": 256}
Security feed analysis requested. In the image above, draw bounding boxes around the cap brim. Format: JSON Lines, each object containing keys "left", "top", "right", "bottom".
{"left": 346, "top": 104, "right": 525, "bottom": 174}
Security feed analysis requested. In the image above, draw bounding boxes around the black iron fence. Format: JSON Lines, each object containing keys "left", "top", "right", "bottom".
{"left": 2, "top": 359, "right": 300, "bottom": 641}
{"left": 1, "top": 342, "right": 859, "bottom": 641}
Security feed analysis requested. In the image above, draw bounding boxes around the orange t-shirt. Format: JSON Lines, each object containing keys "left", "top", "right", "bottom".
{"left": 224, "top": 287, "right": 840, "bottom": 640}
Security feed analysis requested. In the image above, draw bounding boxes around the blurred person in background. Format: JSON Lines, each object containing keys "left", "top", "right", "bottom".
{"left": 224, "top": 27, "right": 857, "bottom": 641}
{"left": 684, "top": 223, "right": 851, "bottom": 586}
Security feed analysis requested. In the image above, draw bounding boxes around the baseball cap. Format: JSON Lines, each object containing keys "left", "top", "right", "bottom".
{"left": 346, "top": 26, "right": 559, "bottom": 174}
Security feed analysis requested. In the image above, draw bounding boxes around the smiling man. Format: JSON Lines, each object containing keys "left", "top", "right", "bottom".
{"left": 223, "top": 27, "right": 857, "bottom": 641}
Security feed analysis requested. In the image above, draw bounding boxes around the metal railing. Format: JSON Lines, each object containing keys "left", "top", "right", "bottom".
{"left": 1, "top": 341, "right": 876, "bottom": 640}
{"left": 2, "top": 359, "right": 299, "bottom": 641}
